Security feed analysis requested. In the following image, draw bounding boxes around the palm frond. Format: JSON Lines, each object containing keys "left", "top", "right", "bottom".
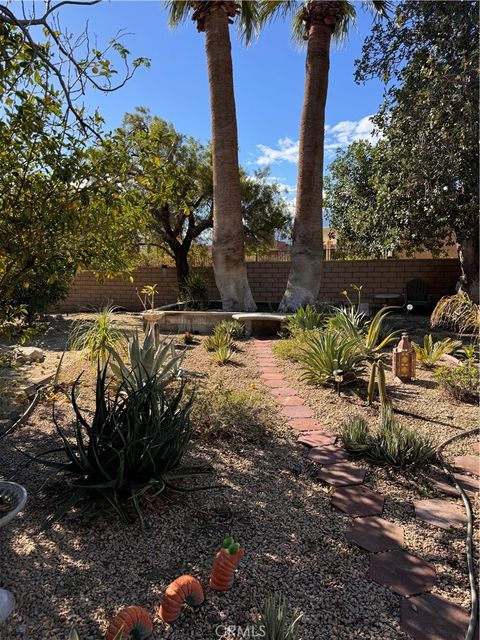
{"left": 164, "top": 0, "right": 192, "bottom": 28}
{"left": 237, "top": 0, "right": 262, "bottom": 44}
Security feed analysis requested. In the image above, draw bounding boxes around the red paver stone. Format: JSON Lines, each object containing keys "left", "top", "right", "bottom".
{"left": 317, "top": 462, "right": 366, "bottom": 486}
{"left": 471, "top": 441, "right": 480, "bottom": 453}
{"left": 400, "top": 593, "right": 470, "bottom": 640}
{"left": 275, "top": 395, "right": 305, "bottom": 406}
{"left": 331, "top": 485, "right": 384, "bottom": 517}
{"left": 264, "top": 379, "right": 288, "bottom": 388}
{"left": 369, "top": 550, "right": 437, "bottom": 596}
{"left": 270, "top": 386, "right": 297, "bottom": 397}
{"left": 453, "top": 455, "right": 479, "bottom": 476}
{"left": 429, "top": 472, "right": 479, "bottom": 499}
{"left": 282, "top": 405, "right": 314, "bottom": 419}
{"left": 289, "top": 418, "right": 323, "bottom": 431}
{"left": 307, "top": 446, "right": 348, "bottom": 464}
{"left": 298, "top": 432, "right": 337, "bottom": 447}
{"left": 413, "top": 499, "right": 467, "bottom": 530}
{"left": 345, "top": 516, "right": 404, "bottom": 552}
{"left": 261, "top": 372, "right": 285, "bottom": 380}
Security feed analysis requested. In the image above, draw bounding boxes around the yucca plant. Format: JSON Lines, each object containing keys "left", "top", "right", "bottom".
{"left": 69, "top": 304, "right": 125, "bottom": 365}
{"left": 431, "top": 291, "right": 480, "bottom": 336}
{"left": 284, "top": 304, "right": 326, "bottom": 334}
{"left": 260, "top": 592, "right": 303, "bottom": 640}
{"left": 299, "top": 332, "right": 366, "bottom": 385}
{"left": 109, "top": 329, "right": 183, "bottom": 392}
{"left": 34, "top": 364, "right": 212, "bottom": 527}
{"left": 213, "top": 344, "right": 234, "bottom": 365}
{"left": 215, "top": 319, "right": 246, "bottom": 340}
{"left": 412, "top": 334, "right": 462, "bottom": 368}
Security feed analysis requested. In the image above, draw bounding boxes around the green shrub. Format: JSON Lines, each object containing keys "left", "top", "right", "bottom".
{"left": 36, "top": 365, "right": 210, "bottom": 526}
{"left": 215, "top": 319, "right": 246, "bottom": 339}
{"left": 435, "top": 362, "right": 480, "bottom": 403}
{"left": 180, "top": 272, "right": 209, "bottom": 310}
{"left": 299, "top": 332, "right": 366, "bottom": 385}
{"left": 326, "top": 305, "right": 368, "bottom": 338}
{"left": 284, "top": 305, "right": 326, "bottom": 334}
{"left": 260, "top": 592, "right": 303, "bottom": 640}
{"left": 109, "top": 329, "right": 183, "bottom": 392}
{"left": 192, "top": 383, "right": 271, "bottom": 443}
{"left": 69, "top": 305, "right": 125, "bottom": 364}
{"left": 342, "top": 408, "right": 436, "bottom": 469}
{"left": 412, "top": 334, "right": 462, "bottom": 368}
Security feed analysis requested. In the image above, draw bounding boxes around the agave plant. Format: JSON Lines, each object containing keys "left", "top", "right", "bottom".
{"left": 215, "top": 319, "right": 246, "bottom": 340}
{"left": 69, "top": 304, "right": 125, "bottom": 365}
{"left": 325, "top": 304, "right": 368, "bottom": 338}
{"left": 284, "top": 304, "right": 326, "bottom": 334}
{"left": 34, "top": 364, "right": 212, "bottom": 527}
{"left": 412, "top": 334, "right": 462, "bottom": 368}
{"left": 260, "top": 592, "right": 303, "bottom": 640}
{"left": 109, "top": 329, "right": 183, "bottom": 392}
{"left": 204, "top": 331, "right": 235, "bottom": 353}
{"left": 213, "top": 344, "right": 234, "bottom": 365}
{"left": 299, "top": 332, "right": 366, "bottom": 385}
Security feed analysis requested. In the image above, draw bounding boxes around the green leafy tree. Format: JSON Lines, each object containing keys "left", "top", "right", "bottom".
{"left": 95, "top": 108, "right": 291, "bottom": 285}
{"left": 0, "top": 24, "right": 147, "bottom": 314}
{"left": 354, "top": 0, "right": 479, "bottom": 300}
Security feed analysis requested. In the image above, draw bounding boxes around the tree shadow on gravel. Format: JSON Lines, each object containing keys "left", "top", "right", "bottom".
{"left": 0, "top": 400, "right": 415, "bottom": 640}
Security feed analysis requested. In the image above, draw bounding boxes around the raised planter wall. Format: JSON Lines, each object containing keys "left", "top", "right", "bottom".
{"left": 55, "top": 259, "right": 460, "bottom": 313}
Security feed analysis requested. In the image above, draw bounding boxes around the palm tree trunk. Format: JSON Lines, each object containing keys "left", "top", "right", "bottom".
{"left": 203, "top": 6, "right": 256, "bottom": 311}
{"left": 279, "top": 21, "right": 332, "bottom": 312}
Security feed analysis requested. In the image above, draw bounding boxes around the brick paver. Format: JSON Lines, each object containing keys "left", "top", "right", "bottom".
{"left": 369, "top": 550, "right": 437, "bottom": 596}
{"left": 317, "top": 462, "right": 366, "bottom": 486}
{"left": 345, "top": 516, "right": 404, "bottom": 553}
{"left": 307, "top": 446, "right": 348, "bottom": 465}
{"left": 400, "top": 594, "right": 470, "bottom": 640}
{"left": 413, "top": 499, "right": 467, "bottom": 530}
{"left": 331, "top": 485, "right": 384, "bottom": 517}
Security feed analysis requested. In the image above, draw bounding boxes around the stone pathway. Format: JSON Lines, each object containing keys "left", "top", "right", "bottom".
{"left": 253, "top": 339, "right": 477, "bottom": 640}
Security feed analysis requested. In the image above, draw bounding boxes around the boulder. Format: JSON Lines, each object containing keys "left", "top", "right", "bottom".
{"left": 15, "top": 346, "right": 45, "bottom": 364}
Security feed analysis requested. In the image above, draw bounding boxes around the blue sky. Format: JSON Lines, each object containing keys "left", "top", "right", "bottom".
{"left": 52, "top": 0, "right": 385, "bottom": 196}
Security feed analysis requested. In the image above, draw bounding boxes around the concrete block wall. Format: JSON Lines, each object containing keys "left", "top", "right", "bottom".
{"left": 55, "top": 259, "right": 460, "bottom": 312}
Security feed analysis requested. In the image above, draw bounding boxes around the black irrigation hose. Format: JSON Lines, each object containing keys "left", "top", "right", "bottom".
{"left": 436, "top": 427, "right": 479, "bottom": 640}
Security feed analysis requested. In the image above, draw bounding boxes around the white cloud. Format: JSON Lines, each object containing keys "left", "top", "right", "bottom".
{"left": 255, "top": 114, "right": 379, "bottom": 166}
{"left": 256, "top": 137, "right": 299, "bottom": 166}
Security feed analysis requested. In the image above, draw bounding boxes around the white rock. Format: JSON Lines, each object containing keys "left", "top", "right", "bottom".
{"left": 0, "top": 589, "right": 15, "bottom": 623}
{"left": 15, "top": 347, "right": 44, "bottom": 363}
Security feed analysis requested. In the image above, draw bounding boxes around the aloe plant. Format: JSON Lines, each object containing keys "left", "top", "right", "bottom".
{"left": 213, "top": 344, "right": 234, "bottom": 365}
{"left": 109, "top": 329, "right": 183, "bottom": 391}
{"left": 33, "top": 363, "right": 212, "bottom": 527}
{"left": 412, "top": 334, "right": 462, "bottom": 368}
{"left": 260, "top": 592, "right": 303, "bottom": 640}
{"left": 204, "top": 331, "right": 235, "bottom": 353}
{"left": 284, "top": 305, "right": 326, "bottom": 334}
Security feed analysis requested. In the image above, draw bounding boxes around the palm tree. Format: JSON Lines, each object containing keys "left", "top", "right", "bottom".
{"left": 165, "top": 1, "right": 258, "bottom": 311}
{"left": 261, "top": 1, "right": 388, "bottom": 311}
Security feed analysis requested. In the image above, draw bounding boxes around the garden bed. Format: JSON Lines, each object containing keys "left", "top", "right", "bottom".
{"left": 0, "top": 314, "right": 478, "bottom": 639}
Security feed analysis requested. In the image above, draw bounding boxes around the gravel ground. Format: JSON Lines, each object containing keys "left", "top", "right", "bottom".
{"left": 0, "top": 316, "right": 478, "bottom": 639}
